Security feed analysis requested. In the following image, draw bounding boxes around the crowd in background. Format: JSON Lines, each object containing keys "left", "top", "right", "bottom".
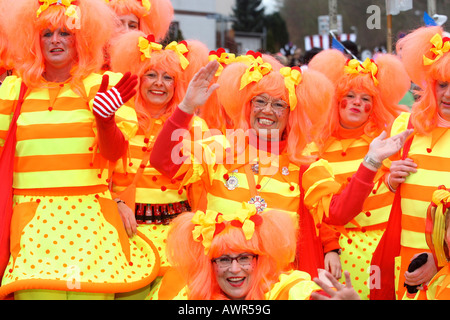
{"left": 0, "top": 0, "right": 449, "bottom": 301}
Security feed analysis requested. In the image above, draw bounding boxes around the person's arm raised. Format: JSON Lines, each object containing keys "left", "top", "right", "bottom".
{"left": 150, "top": 61, "right": 220, "bottom": 178}
{"left": 178, "top": 60, "right": 220, "bottom": 114}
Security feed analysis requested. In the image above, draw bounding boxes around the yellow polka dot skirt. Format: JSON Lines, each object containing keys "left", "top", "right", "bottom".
{"left": 339, "top": 228, "right": 384, "bottom": 300}
{"left": 0, "top": 192, "right": 160, "bottom": 298}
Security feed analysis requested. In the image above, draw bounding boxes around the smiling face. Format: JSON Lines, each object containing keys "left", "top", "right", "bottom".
{"left": 40, "top": 27, "right": 77, "bottom": 78}
{"left": 249, "top": 93, "right": 290, "bottom": 141}
{"left": 213, "top": 252, "right": 257, "bottom": 300}
{"left": 435, "top": 80, "right": 450, "bottom": 121}
{"left": 140, "top": 68, "right": 175, "bottom": 114}
{"left": 339, "top": 89, "right": 373, "bottom": 129}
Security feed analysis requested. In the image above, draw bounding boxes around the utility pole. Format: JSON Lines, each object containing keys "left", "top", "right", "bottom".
{"left": 328, "top": 0, "right": 338, "bottom": 33}
{"left": 428, "top": 0, "right": 436, "bottom": 16}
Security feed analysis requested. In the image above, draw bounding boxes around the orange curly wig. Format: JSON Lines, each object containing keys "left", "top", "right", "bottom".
{"left": 308, "top": 49, "right": 410, "bottom": 142}
{"left": 396, "top": 26, "right": 450, "bottom": 134}
{"left": 165, "top": 209, "right": 297, "bottom": 300}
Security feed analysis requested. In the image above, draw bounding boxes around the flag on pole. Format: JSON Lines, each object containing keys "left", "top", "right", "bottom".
{"left": 329, "top": 31, "right": 358, "bottom": 60}
{"left": 331, "top": 36, "right": 346, "bottom": 53}
{"left": 423, "top": 11, "right": 438, "bottom": 26}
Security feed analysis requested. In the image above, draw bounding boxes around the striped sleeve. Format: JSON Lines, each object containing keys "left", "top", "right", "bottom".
{"left": 86, "top": 72, "right": 138, "bottom": 141}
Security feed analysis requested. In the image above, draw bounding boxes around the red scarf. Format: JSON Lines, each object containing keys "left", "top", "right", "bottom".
{"left": 369, "top": 117, "right": 414, "bottom": 300}
{"left": 0, "top": 82, "right": 27, "bottom": 279}
{"left": 295, "top": 164, "right": 323, "bottom": 278}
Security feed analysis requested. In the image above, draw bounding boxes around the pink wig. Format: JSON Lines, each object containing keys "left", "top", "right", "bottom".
{"left": 107, "top": 0, "right": 173, "bottom": 41}
{"left": 308, "top": 49, "right": 410, "bottom": 142}
{"left": 216, "top": 55, "right": 334, "bottom": 164}
{"left": 396, "top": 26, "right": 450, "bottom": 134}
{"left": 109, "top": 31, "right": 209, "bottom": 131}
{"left": 0, "top": 0, "right": 116, "bottom": 91}
{"left": 165, "top": 209, "right": 297, "bottom": 300}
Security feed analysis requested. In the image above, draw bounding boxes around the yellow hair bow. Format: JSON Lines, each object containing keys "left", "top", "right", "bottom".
{"left": 344, "top": 58, "right": 379, "bottom": 86}
{"left": 138, "top": 35, "right": 162, "bottom": 61}
{"left": 209, "top": 48, "right": 236, "bottom": 76}
{"left": 165, "top": 41, "right": 190, "bottom": 70}
{"left": 138, "top": 0, "right": 151, "bottom": 15}
{"left": 192, "top": 209, "right": 224, "bottom": 255}
{"left": 280, "top": 66, "right": 302, "bottom": 111}
{"left": 239, "top": 56, "right": 272, "bottom": 90}
{"left": 429, "top": 187, "right": 450, "bottom": 267}
{"left": 423, "top": 33, "right": 450, "bottom": 66}
{"left": 192, "top": 202, "right": 262, "bottom": 254}
{"left": 37, "top": 0, "right": 80, "bottom": 29}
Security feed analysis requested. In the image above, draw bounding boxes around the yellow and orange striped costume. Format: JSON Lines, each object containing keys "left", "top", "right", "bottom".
{"left": 390, "top": 112, "right": 450, "bottom": 299}
{"left": 0, "top": 73, "right": 160, "bottom": 299}
{"left": 151, "top": 108, "right": 381, "bottom": 277}
{"left": 111, "top": 115, "right": 208, "bottom": 276}
{"left": 309, "top": 125, "right": 394, "bottom": 299}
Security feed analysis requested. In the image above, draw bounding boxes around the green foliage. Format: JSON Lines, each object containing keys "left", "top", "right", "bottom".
{"left": 265, "top": 12, "right": 289, "bottom": 53}
{"left": 232, "top": 0, "right": 265, "bottom": 32}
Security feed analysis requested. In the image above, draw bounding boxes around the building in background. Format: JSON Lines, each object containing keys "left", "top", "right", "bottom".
{"left": 170, "top": 0, "right": 266, "bottom": 53}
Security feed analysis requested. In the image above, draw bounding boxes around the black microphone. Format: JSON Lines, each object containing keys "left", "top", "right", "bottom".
{"left": 404, "top": 253, "right": 428, "bottom": 294}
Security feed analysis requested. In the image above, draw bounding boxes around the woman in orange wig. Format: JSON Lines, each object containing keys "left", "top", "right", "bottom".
{"left": 150, "top": 55, "right": 412, "bottom": 281}
{"left": 107, "top": 0, "right": 173, "bottom": 41}
{"left": 370, "top": 26, "right": 450, "bottom": 300}
{"left": 149, "top": 202, "right": 360, "bottom": 300}
{"left": 307, "top": 49, "right": 410, "bottom": 299}
{"left": 0, "top": 0, "right": 160, "bottom": 300}
{"left": 108, "top": 30, "right": 210, "bottom": 297}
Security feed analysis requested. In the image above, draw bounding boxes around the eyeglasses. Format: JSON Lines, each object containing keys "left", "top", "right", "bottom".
{"left": 212, "top": 253, "right": 257, "bottom": 268}
{"left": 251, "top": 96, "right": 289, "bottom": 111}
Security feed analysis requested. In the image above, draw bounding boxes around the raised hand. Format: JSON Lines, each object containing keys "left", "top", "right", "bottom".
{"left": 312, "top": 270, "right": 361, "bottom": 300}
{"left": 364, "top": 129, "right": 414, "bottom": 171}
{"left": 93, "top": 72, "right": 138, "bottom": 118}
{"left": 178, "top": 60, "right": 220, "bottom": 115}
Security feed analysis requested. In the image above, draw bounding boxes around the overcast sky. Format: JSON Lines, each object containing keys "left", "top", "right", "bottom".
{"left": 261, "top": 0, "right": 277, "bottom": 13}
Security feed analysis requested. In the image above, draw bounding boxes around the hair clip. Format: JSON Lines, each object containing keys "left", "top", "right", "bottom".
{"left": 192, "top": 202, "right": 262, "bottom": 254}
{"left": 280, "top": 66, "right": 302, "bottom": 110}
{"left": 37, "top": 0, "right": 80, "bottom": 30}
{"left": 138, "top": 34, "right": 162, "bottom": 61}
{"left": 165, "top": 41, "right": 189, "bottom": 70}
{"left": 423, "top": 33, "right": 450, "bottom": 66}
{"left": 344, "top": 58, "right": 379, "bottom": 86}
{"left": 209, "top": 48, "right": 236, "bottom": 76}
